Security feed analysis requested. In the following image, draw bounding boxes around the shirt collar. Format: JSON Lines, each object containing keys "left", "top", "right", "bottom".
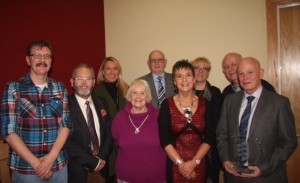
{"left": 24, "top": 72, "right": 52, "bottom": 90}
{"left": 243, "top": 85, "right": 263, "bottom": 99}
{"left": 75, "top": 94, "right": 92, "bottom": 107}
{"left": 152, "top": 72, "right": 165, "bottom": 81}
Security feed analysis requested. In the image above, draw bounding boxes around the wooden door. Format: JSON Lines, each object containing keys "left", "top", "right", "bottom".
{"left": 266, "top": 0, "right": 300, "bottom": 183}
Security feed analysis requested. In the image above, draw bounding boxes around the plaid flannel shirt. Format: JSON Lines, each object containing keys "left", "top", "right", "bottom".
{"left": 1, "top": 72, "right": 72, "bottom": 174}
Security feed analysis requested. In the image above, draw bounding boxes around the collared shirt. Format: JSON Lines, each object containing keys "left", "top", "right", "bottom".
{"left": 152, "top": 72, "right": 166, "bottom": 95}
{"left": 74, "top": 94, "right": 101, "bottom": 147}
{"left": 238, "top": 85, "right": 263, "bottom": 138}
{"left": 1, "top": 72, "right": 72, "bottom": 174}
{"left": 231, "top": 83, "right": 242, "bottom": 92}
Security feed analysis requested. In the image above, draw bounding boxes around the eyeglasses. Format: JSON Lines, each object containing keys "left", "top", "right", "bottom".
{"left": 73, "top": 77, "right": 93, "bottom": 82}
{"left": 194, "top": 67, "right": 209, "bottom": 72}
{"left": 149, "top": 58, "right": 165, "bottom": 63}
{"left": 29, "top": 53, "right": 52, "bottom": 60}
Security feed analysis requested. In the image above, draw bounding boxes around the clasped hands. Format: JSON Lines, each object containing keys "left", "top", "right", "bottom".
{"left": 179, "top": 159, "right": 197, "bottom": 180}
{"left": 33, "top": 154, "right": 56, "bottom": 180}
{"left": 223, "top": 161, "right": 262, "bottom": 178}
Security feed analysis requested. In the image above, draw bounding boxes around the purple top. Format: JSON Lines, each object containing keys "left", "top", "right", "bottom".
{"left": 112, "top": 102, "right": 166, "bottom": 183}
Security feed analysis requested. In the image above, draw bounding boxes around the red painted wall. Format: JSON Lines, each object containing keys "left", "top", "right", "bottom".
{"left": 0, "top": 1, "right": 106, "bottom": 98}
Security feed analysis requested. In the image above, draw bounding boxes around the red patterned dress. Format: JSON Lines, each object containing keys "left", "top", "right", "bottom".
{"left": 169, "top": 97, "right": 206, "bottom": 183}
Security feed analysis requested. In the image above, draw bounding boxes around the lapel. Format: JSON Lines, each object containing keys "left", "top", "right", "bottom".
{"left": 91, "top": 95, "right": 103, "bottom": 143}
{"left": 96, "top": 84, "right": 117, "bottom": 118}
{"left": 249, "top": 88, "right": 267, "bottom": 135}
{"left": 69, "top": 94, "right": 90, "bottom": 140}
{"left": 230, "top": 91, "right": 245, "bottom": 132}
{"left": 146, "top": 73, "right": 159, "bottom": 107}
{"left": 164, "top": 72, "right": 174, "bottom": 97}
{"left": 147, "top": 73, "right": 158, "bottom": 98}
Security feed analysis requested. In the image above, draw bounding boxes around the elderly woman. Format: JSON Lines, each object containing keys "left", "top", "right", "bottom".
{"left": 93, "top": 56, "right": 129, "bottom": 182}
{"left": 111, "top": 79, "right": 166, "bottom": 183}
{"left": 191, "top": 57, "right": 223, "bottom": 183}
{"left": 158, "top": 60, "right": 213, "bottom": 183}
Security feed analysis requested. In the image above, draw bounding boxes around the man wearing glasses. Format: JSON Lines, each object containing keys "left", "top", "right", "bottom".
{"left": 1, "top": 40, "right": 72, "bottom": 182}
{"left": 66, "top": 64, "right": 112, "bottom": 183}
{"left": 139, "top": 50, "right": 176, "bottom": 108}
{"left": 221, "top": 52, "right": 276, "bottom": 99}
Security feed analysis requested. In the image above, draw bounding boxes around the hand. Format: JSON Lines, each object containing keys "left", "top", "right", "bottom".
{"left": 179, "top": 160, "right": 197, "bottom": 179}
{"left": 239, "top": 166, "right": 262, "bottom": 178}
{"left": 186, "top": 170, "right": 196, "bottom": 180}
{"left": 95, "top": 160, "right": 106, "bottom": 172}
{"left": 34, "top": 155, "right": 55, "bottom": 179}
{"left": 223, "top": 161, "right": 240, "bottom": 177}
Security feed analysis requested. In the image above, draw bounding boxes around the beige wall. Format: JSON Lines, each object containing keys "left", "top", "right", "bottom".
{"left": 104, "top": 0, "right": 268, "bottom": 91}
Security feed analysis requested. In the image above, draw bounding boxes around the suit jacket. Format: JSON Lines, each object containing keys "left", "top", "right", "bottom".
{"left": 66, "top": 94, "right": 113, "bottom": 183}
{"left": 139, "top": 72, "right": 176, "bottom": 108}
{"left": 216, "top": 88, "right": 297, "bottom": 183}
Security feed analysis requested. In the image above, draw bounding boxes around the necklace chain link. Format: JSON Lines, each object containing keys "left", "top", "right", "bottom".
{"left": 128, "top": 114, "right": 149, "bottom": 134}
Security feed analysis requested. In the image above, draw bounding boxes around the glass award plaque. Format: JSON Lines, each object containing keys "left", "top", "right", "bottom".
{"left": 228, "top": 134, "right": 264, "bottom": 174}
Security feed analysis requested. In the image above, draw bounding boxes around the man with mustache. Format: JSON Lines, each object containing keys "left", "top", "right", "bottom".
{"left": 1, "top": 40, "right": 72, "bottom": 183}
{"left": 66, "top": 64, "right": 112, "bottom": 183}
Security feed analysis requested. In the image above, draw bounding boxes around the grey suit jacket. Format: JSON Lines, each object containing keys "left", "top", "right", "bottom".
{"left": 139, "top": 72, "right": 176, "bottom": 108}
{"left": 216, "top": 88, "right": 297, "bottom": 183}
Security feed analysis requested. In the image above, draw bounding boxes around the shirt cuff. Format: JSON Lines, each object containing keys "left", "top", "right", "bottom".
{"left": 94, "top": 156, "right": 101, "bottom": 171}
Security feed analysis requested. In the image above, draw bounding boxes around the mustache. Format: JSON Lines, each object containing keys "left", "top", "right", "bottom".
{"left": 36, "top": 62, "right": 48, "bottom": 67}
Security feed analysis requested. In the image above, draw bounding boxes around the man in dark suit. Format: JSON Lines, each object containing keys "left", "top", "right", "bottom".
{"left": 216, "top": 57, "right": 297, "bottom": 183}
{"left": 66, "top": 64, "right": 113, "bottom": 183}
{"left": 139, "top": 50, "right": 176, "bottom": 108}
{"left": 221, "top": 52, "right": 276, "bottom": 98}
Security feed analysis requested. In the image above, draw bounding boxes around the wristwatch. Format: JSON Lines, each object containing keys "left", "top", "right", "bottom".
{"left": 193, "top": 156, "right": 201, "bottom": 165}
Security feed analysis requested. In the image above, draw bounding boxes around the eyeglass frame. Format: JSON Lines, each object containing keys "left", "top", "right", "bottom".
{"left": 148, "top": 58, "right": 166, "bottom": 64}
{"left": 193, "top": 67, "right": 209, "bottom": 72}
{"left": 29, "top": 53, "right": 52, "bottom": 60}
{"left": 72, "top": 77, "right": 94, "bottom": 82}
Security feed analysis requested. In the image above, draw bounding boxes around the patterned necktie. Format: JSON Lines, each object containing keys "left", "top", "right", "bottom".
{"left": 86, "top": 101, "right": 100, "bottom": 155}
{"left": 157, "top": 76, "right": 165, "bottom": 107}
{"left": 239, "top": 96, "right": 255, "bottom": 164}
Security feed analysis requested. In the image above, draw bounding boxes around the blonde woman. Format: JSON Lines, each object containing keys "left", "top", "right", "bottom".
{"left": 93, "top": 56, "right": 129, "bottom": 182}
{"left": 191, "top": 57, "right": 223, "bottom": 183}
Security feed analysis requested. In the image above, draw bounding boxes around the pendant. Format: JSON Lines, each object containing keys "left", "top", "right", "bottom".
{"left": 135, "top": 128, "right": 140, "bottom": 134}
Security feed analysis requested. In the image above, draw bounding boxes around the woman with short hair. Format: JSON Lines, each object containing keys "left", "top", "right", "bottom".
{"left": 112, "top": 79, "right": 166, "bottom": 183}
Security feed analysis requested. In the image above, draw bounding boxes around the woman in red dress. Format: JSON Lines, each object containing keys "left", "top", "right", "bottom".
{"left": 158, "top": 60, "right": 213, "bottom": 183}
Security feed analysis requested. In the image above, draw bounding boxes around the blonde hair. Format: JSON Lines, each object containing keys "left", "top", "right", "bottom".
{"left": 191, "top": 57, "right": 211, "bottom": 70}
{"left": 97, "top": 56, "right": 129, "bottom": 97}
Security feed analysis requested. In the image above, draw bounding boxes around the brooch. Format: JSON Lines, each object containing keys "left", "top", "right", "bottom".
{"left": 101, "top": 109, "right": 107, "bottom": 117}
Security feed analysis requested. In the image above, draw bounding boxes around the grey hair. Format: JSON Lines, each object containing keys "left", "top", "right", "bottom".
{"left": 126, "top": 79, "right": 152, "bottom": 102}
{"left": 71, "top": 63, "right": 95, "bottom": 78}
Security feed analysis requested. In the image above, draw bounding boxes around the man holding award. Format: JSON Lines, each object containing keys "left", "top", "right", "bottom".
{"left": 216, "top": 57, "right": 297, "bottom": 183}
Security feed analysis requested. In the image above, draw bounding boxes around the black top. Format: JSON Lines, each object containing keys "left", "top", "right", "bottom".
{"left": 195, "top": 85, "right": 223, "bottom": 130}
{"left": 103, "top": 81, "right": 119, "bottom": 110}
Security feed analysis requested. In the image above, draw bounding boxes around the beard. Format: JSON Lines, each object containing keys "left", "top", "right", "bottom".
{"left": 73, "top": 84, "right": 92, "bottom": 98}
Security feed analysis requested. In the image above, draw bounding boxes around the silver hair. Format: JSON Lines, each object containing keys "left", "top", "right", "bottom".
{"left": 126, "top": 79, "right": 152, "bottom": 102}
